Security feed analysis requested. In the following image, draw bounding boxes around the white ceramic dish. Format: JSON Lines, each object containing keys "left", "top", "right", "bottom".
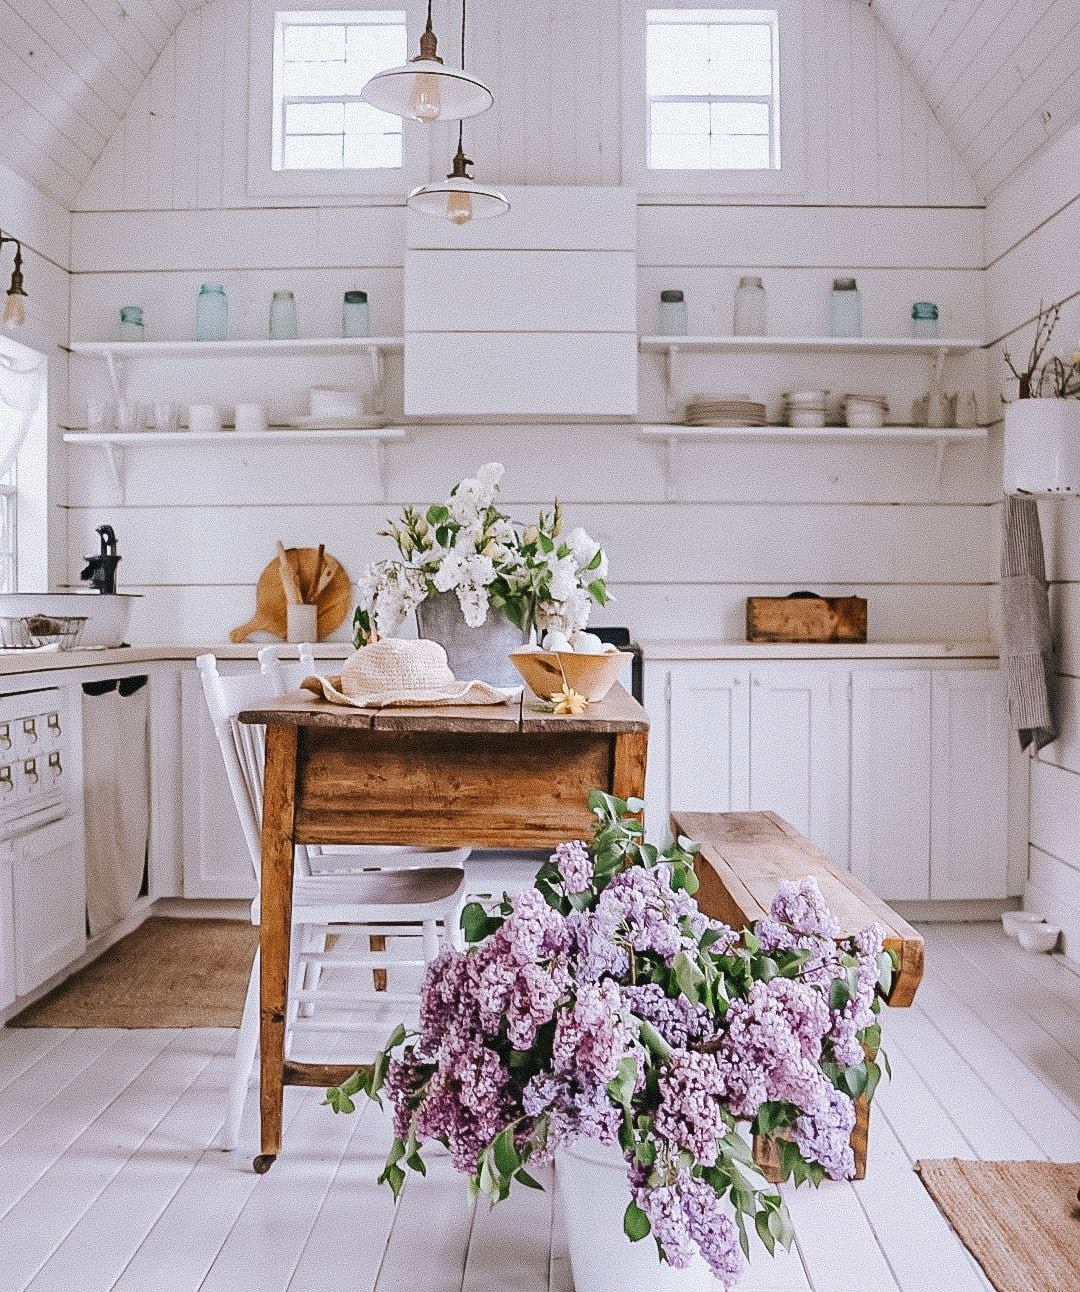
{"left": 787, "top": 409, "right": 828, "bottom": 428}
{"left": 1016, "top": 923, "right": 1060, "bottom": 953}
{"left": 0, "top": 593, "right": 139, "bottom": 648}
{"left": 1001, "top": 910, "right": 1046, "bottom": 937}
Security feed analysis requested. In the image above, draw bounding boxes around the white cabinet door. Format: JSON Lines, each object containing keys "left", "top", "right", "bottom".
{"left": 850, "top": 670, "right": 933, "bottom": 900}
{"left": 13, "top": 818, "right": 86, "bottom": 995}
{"left": 668, "top": 663, "right": 751, "bottom": 815}
{"left": 180, "top": 669, "right": 256, "bottom": 900}
{"left": 748, "top": 666, "right": 836, "bottom": 855}
{"left": 930, "top": 669, "right": 1009, "bottom": 900}
{"left": 0, "top": 842, "right": 15, "bottom": 1009}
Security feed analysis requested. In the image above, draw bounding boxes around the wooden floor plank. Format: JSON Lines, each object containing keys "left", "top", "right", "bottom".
{"left": 874, "top": 1044, "right": 977, "bottom": 1161}
{"left": 0, "top": 1029, "right": 123, "bottom": 1149}
{"left": 23, "top": 1032, "right": 234, "bottom": 1292}
{"left": 462, "top": 1165, "right": 553, "bottom": 1292}
{"left": 786, "top": 1179, "right": 902, "bottom": 1292}
{"left": 374, "top": 1149, "right": 476, "bottom": 1292}
{"left": 286, "top": 1104, "right": 399, "bottom": 1292}
{"left": 7, "top": 1030, "right": 229, "bottom": 1292}
{"left": 0, "top": 1030, "right": 176, "bottom": 1220}
{"left": 0, "top": 1029, "right": 72, "bottom": 1092}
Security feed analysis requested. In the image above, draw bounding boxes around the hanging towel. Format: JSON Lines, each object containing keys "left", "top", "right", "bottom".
{"left": 1001, "top": 495, "right": 1058, "bottom": 751}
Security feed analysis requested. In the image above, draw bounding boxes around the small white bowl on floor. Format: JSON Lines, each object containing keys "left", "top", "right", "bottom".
{"left": 1001, "top": 910, "right": 1046, "bottom": 938}
{"left": 1016, "top": 923, "right": 1061, "bottom": 953}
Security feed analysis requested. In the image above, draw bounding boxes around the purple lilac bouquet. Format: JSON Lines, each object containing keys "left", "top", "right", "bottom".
{"left": 326, "top": 792, "right": 895, "bottom": 1289}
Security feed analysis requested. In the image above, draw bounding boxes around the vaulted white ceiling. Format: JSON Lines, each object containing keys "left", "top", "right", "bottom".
{"left": 0, "top": 0, "right": 1077, "bottom": 208}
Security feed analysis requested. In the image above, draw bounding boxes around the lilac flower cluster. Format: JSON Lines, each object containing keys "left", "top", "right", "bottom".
{"left": 551, "top": 840, "right": 592, "bottom": 894}
{"left": 629, "top": 1165, "right": 745, "bottom": 1286}
{"left": 623, "top": 982, "right": 713, "bottom": 1048}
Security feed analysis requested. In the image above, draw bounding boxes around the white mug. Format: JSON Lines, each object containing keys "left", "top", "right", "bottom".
{"left": 188, "top": 403, "right": 223, "bottom": 433}
{"left": 151, "top": 400, "right": 178, "bottom": 433}
{"left": 235, "top": 403, "right": 268, "bottom": 434}
{"left": 86, "top": 398, "right": 114, "bottom": 432}
{"left": 286, "top": 603, "right": 318, "bottom": 644}
{"left": 116, "top": 399, "right": 143, "bottom": 433}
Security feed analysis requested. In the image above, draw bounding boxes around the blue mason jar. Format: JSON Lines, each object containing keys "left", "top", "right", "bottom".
{"left": 118, "top": 306, "right": 144, "bottom": 341}
{"left": 911, "top": 301, "right": 939, "bottom": 339}
{"left": 195, "top": 284, "right": 228, "bottom": 341}
{"left": 342, "top": 290, "right": 370, "bottom": 337}
{"left": 828, "top": 277, "right": 862, "bottom": 338}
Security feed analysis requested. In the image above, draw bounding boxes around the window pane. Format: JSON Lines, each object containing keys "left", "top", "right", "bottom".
{"left": 651, "top": 100, "right": 710, "bottom": 135}
{"left": 282, "top": 22, "right": 346, "bottom": 63}
{"left": 651, "top": 133, "right": 711, "bottom": 169}
{"left": 285, "top": 101, "right": 345, "bottom": 134}
{"left": 344, "top": 131, "right": 401, "bottom": 168}
{"left": 710, "top": 134, "right": 771, "bottom": 168}
{"left": 647, "top": 24, "right": 709, "bottom": 96}
{"left": 343, "top": 100, "right": 401, "bottom": 135}
{"left": 712, "top": 101, "right": 769, "bottom": 134}
{"left": 345, "top": 22, "right": 408, "bottom": 90}
{"left": 287, "top": 59, "right": 346, "bottom": 96}
{"left": 283, "top": 134, "right": 344, "bottom": 169}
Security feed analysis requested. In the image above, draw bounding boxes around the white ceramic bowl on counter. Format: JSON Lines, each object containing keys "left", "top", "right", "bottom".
{"left": 0, "top": 593, "right": 139, "bottom": 648}
{"left": 1016, "top": 923, "right": 1061, "bottom": 953}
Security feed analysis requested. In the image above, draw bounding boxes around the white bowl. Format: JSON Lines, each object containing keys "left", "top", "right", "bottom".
{"left": 846, "top": 407, "right": 886, "bottom": 428}
{"left": 1016, "top": 923, "right": 1060, "bottom": 953}
{"left": 787, "top": 409, "right": 828, "bottom": 428}
{"left": 309, "top": 387, "right": 366, "bottom": 419}
{"left": 1001, "top": 910, "right": 1046, "bottom": 938}
{"left": 783, "top": 388, "right": 829, "bottom": 405}
{"left": 0, "top": 593, "right": 139, "bottom": 648}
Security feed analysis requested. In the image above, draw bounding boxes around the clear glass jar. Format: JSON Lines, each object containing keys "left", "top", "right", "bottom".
{"left": 733, "top": 275, "right": 766, "bottom": 336}
{"left": 657, "top": 289, "right": 687, "bottom": 336}
{"left": 118, "top": 306, "right": 144, "bottom": 341}
{"left": 828, "top": 277, "right": 862, "bottom": 338}
{"left": 912, "top": 301, "right": 939, "bottom": 339}
{"left": 342, "top": 290, "right": 370, "bottom": 338}
{"left": 269, "top": 290, "right": 298, "bottom": 341}
{"left": 195, "top": 284, "right": 228, "bottom": 342}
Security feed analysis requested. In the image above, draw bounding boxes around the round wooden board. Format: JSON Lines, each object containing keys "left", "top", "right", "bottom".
{"left": 230, "top": 548, "right": 352, "bottom": 643}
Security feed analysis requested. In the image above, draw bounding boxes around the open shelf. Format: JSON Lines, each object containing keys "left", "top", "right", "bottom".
{"left": 637, "top": 423, "right": 990, "bottom": 500}
{"left": 63, "top": 424, "right": 407, "bottom": 501}
{"left": 63, "top": 336, "right": 404, "bottom": 359}
{"left": 638, "top": 335, "right": 985, "bottom": 355}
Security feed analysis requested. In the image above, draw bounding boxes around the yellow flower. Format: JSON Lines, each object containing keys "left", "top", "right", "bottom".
{"left": 551, "top": 686, "right": 589, "bottom": 715}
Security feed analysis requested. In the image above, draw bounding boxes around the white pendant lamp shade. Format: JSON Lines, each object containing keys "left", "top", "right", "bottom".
{"left": 361, "top": 60, "right": 492, "bottom": 123}
{"left": 360, "top": 0, "right": 492, "bottom": 123}
{"left": 407, "top": 136, "right": 509, "bottom": 224}
{"left": 407, "top": 175, "right": 509, "bottom": 223}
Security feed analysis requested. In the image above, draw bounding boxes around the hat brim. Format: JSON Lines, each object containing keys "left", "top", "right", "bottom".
{"left": 301, "top": 674, "right": 521, "bottom": 710}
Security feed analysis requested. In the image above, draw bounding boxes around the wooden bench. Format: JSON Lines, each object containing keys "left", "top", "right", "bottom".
{"left": 673, "top": 809, "right": 925, "bottom": 1180}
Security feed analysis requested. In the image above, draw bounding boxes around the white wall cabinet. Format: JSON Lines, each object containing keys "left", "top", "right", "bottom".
{"left": 647, "top": 657, "right": 1012, "bottom": 904}
{"left": 179, "top": 668, "right": 256, "bottom": 901}
{"left": 12, "top": 816, "right": 87, "bottom": 995}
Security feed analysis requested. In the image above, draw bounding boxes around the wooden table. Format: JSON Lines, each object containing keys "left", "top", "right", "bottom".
{"left": 237, "top": 685, "right": 649, "bottom": 1173}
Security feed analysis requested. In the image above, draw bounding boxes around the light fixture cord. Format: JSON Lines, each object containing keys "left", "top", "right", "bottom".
{"left": 460, "top": 0, "right": 467, "bottom": 69}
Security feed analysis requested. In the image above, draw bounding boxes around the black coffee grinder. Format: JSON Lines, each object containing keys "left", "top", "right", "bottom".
{"left": 80, "top": 524, "right": 121, "bottom": 594}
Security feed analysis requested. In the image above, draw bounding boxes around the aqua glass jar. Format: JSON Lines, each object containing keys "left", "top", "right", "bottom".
{"left": 118, "top": 306, "right": 144, "bottom": 341}
{"left": 195, "top": 284, "right": 228, "bottom": 341}
{"left": 912, "top": 301, "right": 939, "bottom": 339}
{"left": 269, "top": 290, "right": 298, "bottom": 340}
{"left": 828, "top": 277, "right": 862, "bottom": 338}
{"left": 342, "top": 290, "right": 370, "bottom": 337}
{"left": 733, "top": 276, "right": 767, "bottom": 336}
{"left": 657, "top": 289, "right": 688, "bottom": 336}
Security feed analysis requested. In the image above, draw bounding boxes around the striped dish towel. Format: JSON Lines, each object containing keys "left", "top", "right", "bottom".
{"left": 1001, "top": 495, "right": 1058, "bottom": 751}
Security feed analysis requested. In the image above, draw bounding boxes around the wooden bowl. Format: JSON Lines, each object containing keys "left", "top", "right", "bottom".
{"left": 509, "top": 650, "right": 631, "bottom": 702}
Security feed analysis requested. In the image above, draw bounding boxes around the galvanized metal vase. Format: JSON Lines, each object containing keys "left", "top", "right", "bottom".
{"left": 415, "top": 591, "right": 528, "bottom": 687}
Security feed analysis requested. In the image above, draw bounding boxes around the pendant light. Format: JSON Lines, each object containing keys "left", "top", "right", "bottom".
{"left": 407, "top": 0, "right": 508, "bottom": 224}
{"left": 0, "top": 233, "right": 26, "bottom": 328}
{"left": 360, "top": 0, "right": 492, "bottom": 124}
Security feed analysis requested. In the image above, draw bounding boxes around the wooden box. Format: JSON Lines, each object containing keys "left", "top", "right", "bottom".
{"left": 746, "top": 593, "right": 867, "bottom": 643}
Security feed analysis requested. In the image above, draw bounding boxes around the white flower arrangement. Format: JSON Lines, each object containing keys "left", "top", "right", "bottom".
{"left": 353, "top": 463, "right": 610, "bottom": 645}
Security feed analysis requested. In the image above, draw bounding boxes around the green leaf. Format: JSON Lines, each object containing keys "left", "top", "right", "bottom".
{"left": 461, "top": 901, "right": 494, "bottom": 944}
{"left": 637, "top": 1019, "right": 674, "bottom": 1062}
{"left": 426, "top": 504, "right": 449, "bottom": 526}
{"left": 876, "top": 950, "right": 895, "bottom": 997}
{"left": 493, "top": 1127, "right": 521, "bottom": 1177}
{"left": 587, "top": 579, "right": 610, "bottom": 605}
{"left": 623, "top": 1201, "right": 651, "bottom": 1242}
{"left": 673, "top": 950, "right": 704, "bottom": 1004}
{"left": 754, "top": 1209, "right": 776, "bottom": 1256}
{"left": 828, "top": 977, "right": 852, "bottom": 1011}
{"left": 863, "top": 1059, "right": 882, "bottom": 1103}
{"left": 606, "top": 1056, "right": 639, "bottom": 1112}
{"left": 730, "top": 1157, "right": 772, "bottom": 1193}
{"left": 843, "top": 1064, "right": 869, "bottom": 1099}
{"left": 514, "top": 1167, "right": 544, "bottom": 1190}
{"left": 407, "top": 1152, "right": 427, "bottom": 1176}
{"left": 768, "top": 1204, "right": 795, "bottom": 1251}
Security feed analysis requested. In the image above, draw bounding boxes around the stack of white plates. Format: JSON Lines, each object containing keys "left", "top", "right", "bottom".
{"left": 684, "top": 396, "right": 767, "bottom": 427}
{"left": 783, "top": 388, "right": 830, "bottom": 428}
{"left": 844, "top": 392, "right": 889, "bottom": 428}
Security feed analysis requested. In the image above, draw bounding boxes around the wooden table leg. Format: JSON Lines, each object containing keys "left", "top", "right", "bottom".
{"left": 612, "top": 730, "right": 649, "bottom": 805}
{"left": 254, "top": 724, "right": 298, "bottom": 1174}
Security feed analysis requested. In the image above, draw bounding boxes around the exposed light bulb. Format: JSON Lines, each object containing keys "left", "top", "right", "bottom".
{"left": 447, "top": 189, "right": 473, "bottom": 225}
{"left": 3, "top": 292, "right": 24, "bottom": 327}
{"left": 408, "top": 72, "right": 442, "bottom": 122}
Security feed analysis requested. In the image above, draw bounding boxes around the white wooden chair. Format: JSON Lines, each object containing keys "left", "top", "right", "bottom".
{"left": 197, "top": 650, "right": 466, "bottom": 1151}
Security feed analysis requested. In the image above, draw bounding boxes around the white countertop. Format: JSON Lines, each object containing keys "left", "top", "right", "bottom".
{"left": 0, "top": 638, "right": 999, "bottom": 680}
{"left": 638, "top": 639, "right": 999, "bottom": 660}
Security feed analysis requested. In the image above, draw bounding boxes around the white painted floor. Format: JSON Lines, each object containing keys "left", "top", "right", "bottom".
{"left": 0, "top": 922, "right": 1077, "bottom": 1292}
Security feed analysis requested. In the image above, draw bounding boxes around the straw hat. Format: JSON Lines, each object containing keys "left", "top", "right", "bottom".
{"left": 302, "top": 637, "right": 520, "bottom": 709}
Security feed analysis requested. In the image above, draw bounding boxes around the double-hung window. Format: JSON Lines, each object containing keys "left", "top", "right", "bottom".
{"left": 646, "top": 8, "right": 780, "bottom": 170}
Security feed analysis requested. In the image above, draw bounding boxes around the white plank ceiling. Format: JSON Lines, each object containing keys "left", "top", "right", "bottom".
{"left": 0, "top": 0, "right": 1077, "bottom": 207}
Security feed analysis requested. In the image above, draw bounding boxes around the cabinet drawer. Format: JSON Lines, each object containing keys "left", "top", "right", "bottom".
{"left": 12, "top": 818, "right": 86, "bottom": 995}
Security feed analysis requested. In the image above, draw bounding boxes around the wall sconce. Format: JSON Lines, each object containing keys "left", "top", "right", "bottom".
{"left": 0, "top": 233, "right": 27, "bottom": 328}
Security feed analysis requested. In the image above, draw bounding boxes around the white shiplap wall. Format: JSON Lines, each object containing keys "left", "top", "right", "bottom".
{"left": 74, "top": 0, "right": 981, "bottom": 210}
{"left": 873, "top": 0, "right": 1080, "bottom": 197}
{"left": 986, "top": 117, "right": 1080, "bottom": 961}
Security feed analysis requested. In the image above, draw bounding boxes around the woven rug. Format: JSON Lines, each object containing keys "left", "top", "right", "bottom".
{"left": 916, "top": 1158, "right": 1080, "bottom": 1292}
{"left": 9, "top": 917, "right": 257, "bottom": 1028}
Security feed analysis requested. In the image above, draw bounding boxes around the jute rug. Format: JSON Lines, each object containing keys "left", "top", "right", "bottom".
{"left": 916, "top": 1158, "right": 1080, "bottom": 1292}
{"left": 9, "top": 917, "right": 258, "bottom": 1029}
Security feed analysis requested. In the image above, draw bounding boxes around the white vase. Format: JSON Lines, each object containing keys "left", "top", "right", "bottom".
{"left": 414, "top": 591, "right": 528, "bottom": 687}
{"left": 555, "top": 1141, "right": 713, "bottom": 1292}
{"left": 1003, "top": 399, "right": 1080, "bottom": 495}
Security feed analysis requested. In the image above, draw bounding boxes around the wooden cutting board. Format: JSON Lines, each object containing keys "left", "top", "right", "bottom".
{"left": 746, "top": 593, "right": 867, "bottom": 643}
{"left": 230, "top": 548, "right": 352, "bottom": 643}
